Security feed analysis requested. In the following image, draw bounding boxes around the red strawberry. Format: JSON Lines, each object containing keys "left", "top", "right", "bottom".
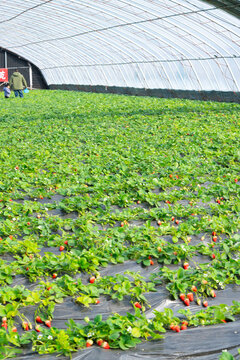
{"left": 203, "top": 301, "right": 208, "bottom": 307}
{"left": 36, "top": 316, "right": 43, "bottom": 323}
{"left": 157, "top": 246, "right": 162, "bottom": 252}
{"left": 102, "top": 341, "right": 110, "bottom": 349}
{"left": 171, "top": 216, "right": 175, "bottom": 221}
{"left": 183, "top": 262, "right": 189, "bottom": 270}
{"left": 2, "top": 317, "right": 7, "bottom": 323}
{"left": 120, "top": 222, "right": 124, "bottom": 227}
{"left": 12, "top": 326, "right": 17, "bottom": 332}
{"left": 157, "top": 220, "right": 162, "bottom": 225}
{"left": 45, "top": 320, "right": 51, "bottom": 328}
{"left": 64, "top": 240, "right": 68, "bottom": 245}
{"left": 175, "top": 220, "right": 179, "bottom": 225}
{"left": 89, "top": 276, "right": 95, "bottom": 284}
{"left": 180, "top": 325, "right": 187, "bottom": 330}
{"left": 234, "top": 178, "right": 238, "bottom": 183}
{"left": 35, "top": 325, "right": 41, "bottom": 332}
{"left": 97, "top": 339, "right": 104, "bottom": 346}
{"left": 86, "top": 339, "right": 93, "bottom": 348}
{"left": 184, "top": 299, "right": 190, "bottom": 306}
{"left": 169, "top": 174, "right": 173, "bottom": 178}
{"left": 210, "top": 290, "right": 216, "bottom": 298}
{"left": 1, "top": 322, "right": 7, "bottom": 329}
{"left": 59, "top": 245, "right": 64, "bottom": 251}
{"left": 173, "top": 251, "right": 177, "bottom": 256}
{"left": 137, "top": 200, "right": 141, "bottom": 204}
{"left": 191, "top": 286, "right": 197, "bottom": 293}
{"left": 182, "top": 321, "right": 188, "bottom": 326}
{"left": 174, "top": 325, "right": 180, "bottom": 332}
{"left": 221, "top": 319, "right": 227, "bottom": 323}
{"left": 216, "top": 199, "right": 221, "bottom": 204}
{"left": 212, "top": 253, "right": 216, "bottom": 259}
{"left": 95, "top": 299, "right": 100, "bottom": 304}
{"left": 27, "top": 222, "right": 30, "bottom": 226}
{"left": 170, "top": 323, "right": 176, "bottom": 330}
{"left": 212, "top": 236, "right": 217, "bottom": 242}
{"left": 47, "top": 286, "right": 52, "bottom": 291}
{"left": 148, "top": 255, "right": 152, "bottom": 260}
{"left": 150, "top": 260, "right": 154, "bottom": 265}
{"left": 22, "top": 322, "right": 29, "bottom": 331}
{"left": 212, "top": 231, "right": 216, "bottom": 236}
{"left": 187, "top": 293, "right": 194, "bottom": 302}
{"left": 134, "top": 302, "right": 142, "bottom": 309}
{"left": 202, "top": 279, "right": 208, "bottom": 285}
{"left": 166, "top": 200, "right": 171, "bottom": 204}
{"left": 179, "top": 293, "right": 185, "bottom": 301}
{"left": 52, "top": 273, "right": 57, "bottom": 279}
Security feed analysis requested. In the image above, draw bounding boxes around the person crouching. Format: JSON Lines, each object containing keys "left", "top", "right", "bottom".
{"left": 3, "top": 83, "right": 11, "bottom": 98}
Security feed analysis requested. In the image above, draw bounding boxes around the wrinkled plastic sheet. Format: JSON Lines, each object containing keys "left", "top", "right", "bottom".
{"left": 11, "top": 258, "right": 240, "bottom": 360}
{"left": 5, "top": 195, "right": 240, "bottom": 359}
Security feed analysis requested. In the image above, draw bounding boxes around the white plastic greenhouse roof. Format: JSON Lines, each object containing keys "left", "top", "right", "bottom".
{"left": 1, "top": 0, "right": 240, "bottom": 91}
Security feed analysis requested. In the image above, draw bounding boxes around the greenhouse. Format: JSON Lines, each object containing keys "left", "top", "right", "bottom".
{"left": 0, "top": 1, "right": 240, "bottom": 359}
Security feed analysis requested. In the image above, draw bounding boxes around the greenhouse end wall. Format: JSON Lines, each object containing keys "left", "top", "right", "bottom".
{"left": 49, "top": 84, "right": 240, "bottom": 103}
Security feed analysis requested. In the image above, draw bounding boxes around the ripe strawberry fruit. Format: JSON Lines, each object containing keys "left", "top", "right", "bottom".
{"left": 174, "top": 325, "right": 180, "bottom": 332}
{"left": 212, "top": 236, "right": 217, "bottom": 242}
{"left": 95, "top": 299, "right": 100, "bottom": 304}
{"left": 86, "top": 339, "right": 93, "bottom": 348}
{"left": 234, "top": 178, "right": 238, "bottom": 183}
{"left": 36, "top": 316, "right": 43, "bottom": 323}
{"left": 184, "top": 299, "right": 190, "bottom": 306}
{"left": 182, "top": 321, "right": 188, "bottom": 326}
{"left": 35, "top": 325, "right": 41, "bottom": 332}
{"left": 59, "top": 245, "right": 64, "bottom": 251}
{"left": 2, "top": 317, "right": 7, "bottom": 323}
{"left": 45, "top": 320, "right": 51, "bottom": 328}
{"left": 52, "top": 273, "right": 57, "bottom": 279}
{"left": 187, "top": 293, "right": 194, "bottom": 302}
{"left": 89, "top": 276, "right": 95, "bottom": 284}
{"left": 212, "top": 253, "right": 216, "bottom": 259}
{"left": 22, "top": 322, "right": 29, "bottom": 331}
{"left": 179, "top": 293, "right": 185, "bottom": 301}
{"left": 1, "top": 322, "right": 7, "bottom": 329}
{"left": 203, "top": 301, "right": 208, "bottom": 307}
{"left": 150, "top": 260, "right": 154, "bottom": 265}
{"left": 97, "top": 339, "right": 104, "bottom": 346}
{"left": 175, "top": 220, "right": 179, "bottom": 225}
{"left": 216, "top": 199, "right": 221, "bottom": 204}
{"left": 210, "top": 290, "right": 216, "bottom": 298}
{"left": 134, "top": 302, "right": 142, "bottom": 309}
{"left": 157, "top": 246, "right": 162, "bottom": 252}
{"left": 171, "top": 216, "right": 175, "bottom": 221}
{"left": 183, "top": 262, "right": 189, "bottom": 270}
{"left": 170, "top": 323, "right": 176, "bottom": 330}
{"left": 64, "top": 240, "right": 68, "bottom": 245}
{"left": 212, "top": 231, "right": 216, "bottom": 236}
{"left": 157, "top": 220, "right": 162, "bottom": 226}
{"left": 102, "top": 341, "right": 110, "bottom": 349}
{"left": 12, "top": 326, "right": 17, "bottom": 332}
{"left": 180, "top": 325, "right": 187, "bottom": 331}
{"left": 191, "top": 285, "right": 197, "bottom": 293}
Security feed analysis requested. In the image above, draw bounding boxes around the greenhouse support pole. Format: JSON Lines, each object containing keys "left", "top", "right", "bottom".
{"left": 29, "top": 64, "right": 33, "bottom": 90}
{"left": 4, "top": 51, "right": 7, "bottom": 68}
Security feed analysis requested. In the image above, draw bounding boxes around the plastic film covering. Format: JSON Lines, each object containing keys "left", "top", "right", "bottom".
{"left": 0, "top": 0, "right": 239, "bottom": 91}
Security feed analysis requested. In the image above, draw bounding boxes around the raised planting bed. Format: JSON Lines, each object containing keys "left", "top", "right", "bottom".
{"left": 0, "top": 90, "right": 239, "bottom": 360}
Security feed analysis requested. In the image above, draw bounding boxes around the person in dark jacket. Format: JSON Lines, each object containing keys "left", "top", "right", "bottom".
{"left": 9, "top": 69, "right": 27, "bottom": 98}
